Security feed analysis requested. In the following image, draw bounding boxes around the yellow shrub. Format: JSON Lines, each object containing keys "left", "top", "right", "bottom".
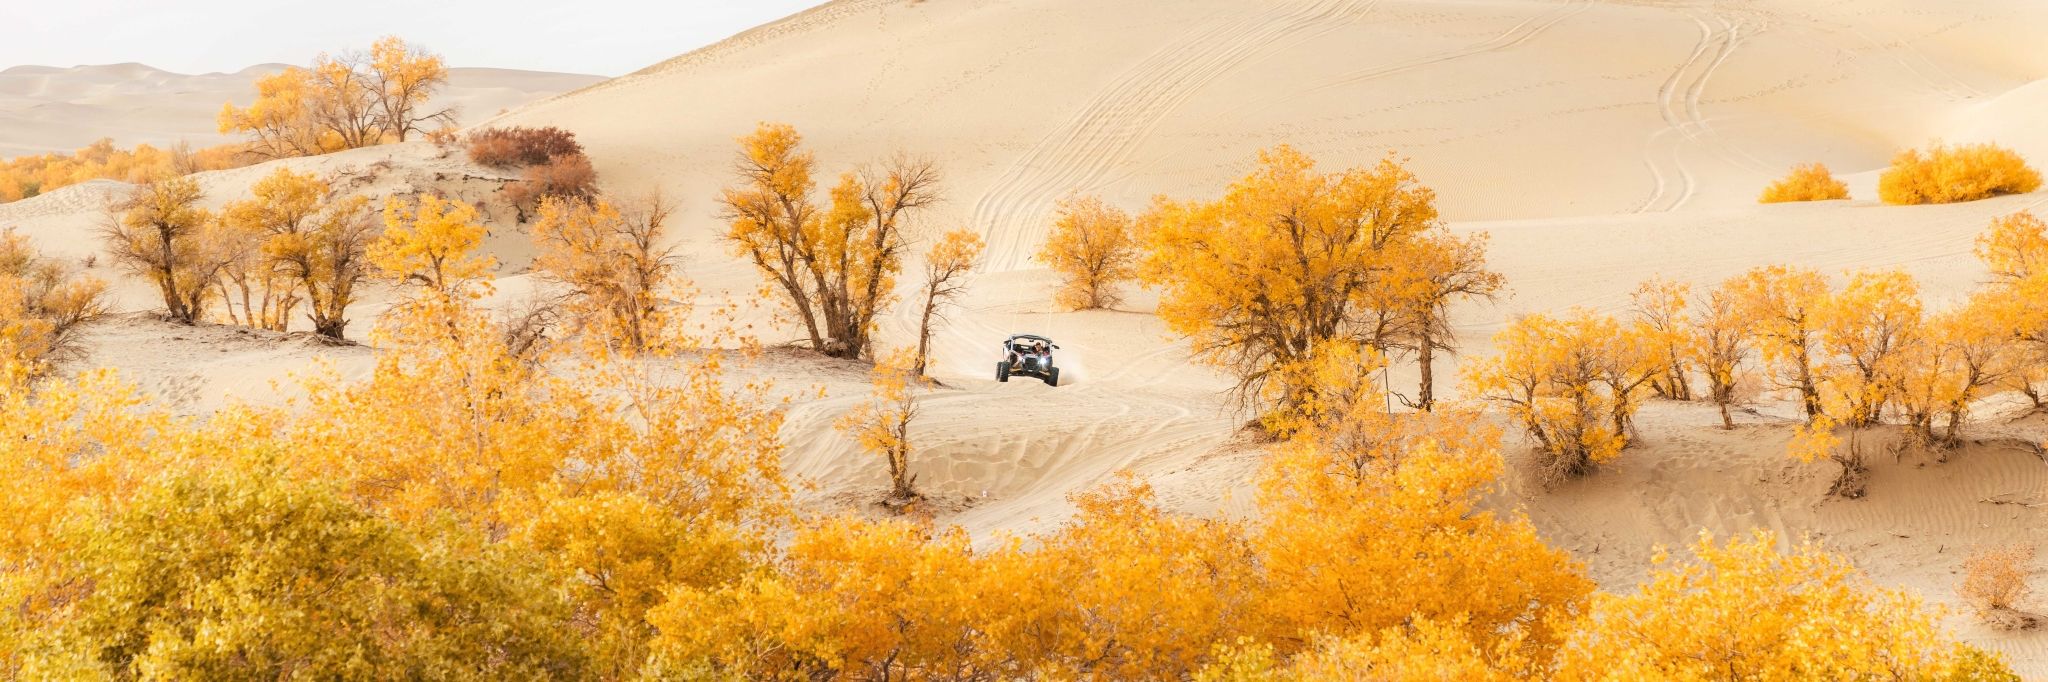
{"left": 1758, "top": 162, "right": 1849, "bottom": 203}
{"left": 1557, "top": 531, "right": 2017, "bottom": 681}
{"left": 1961, "top": 544, "right": 2036, "bottom": 620}
{"left": 1878, "top": 142, "right": 2042, "bottom": 205}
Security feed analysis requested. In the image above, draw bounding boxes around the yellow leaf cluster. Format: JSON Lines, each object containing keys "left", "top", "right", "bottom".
{"left": 1878, "top": 142, "right": 2042, "bottom": 205}
{"left": 0, "top": 229, "right": 107, "bottom": 373}
{"left": 1462, "top": 309, "right": 1659, "bottom": 479}
{"left": 0, "top": 138, "right": 251, "bottom": 203}
{"left": 1139, "top": 146, "right": 1491, "bottom": 425}
{"left": 720, "top": 123, "right": 939, "bottom": 359}
{"left": 532, "top": 194, "right": 687, "bottom": 355}
{"left": 219, "top": 36, "right": 451, "bottom": 158}
{"left": 1038, "top": 195, "right": 1138, "bottom": 310}
{"left": 1757, "top": 162, "right": 1850, "bottom": 203}
{"left": 1556, "top": 531, "right": 2014, "bottom": 681}
{"left": 837, "top": 348, "right": 927, "bottom": 502}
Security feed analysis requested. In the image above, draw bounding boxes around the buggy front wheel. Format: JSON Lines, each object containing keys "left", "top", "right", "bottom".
{"left": 997, "top": 361, "right": 1010, "bottom": 382}
{"left": 1043, "top": 367, "right": 1059, "bottom": 387}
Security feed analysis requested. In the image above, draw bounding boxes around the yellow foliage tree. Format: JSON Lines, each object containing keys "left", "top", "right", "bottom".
{"left": 1896, "top": 294, "right": 2018, "bottom": 450}
{"left": 1463, "top": 309, "right": 1658, "bottom": 479}
{"left": 1386, "top": 230, "right": 1503, "bottom": 410}
{"left": 219, "top": 37, "right": 451, "bottom": 157}
{"left": 1630, "top": 277, "right": 1694, "bottom": 401}
{"left": 217, "top": 168, "right": 338, "bottom": 332}
{"left": 1812, "top": 269, "right": 1922, "bottom": 428}
{"left": 915, "top": 228, "right": 984, "bottom": 376}
{"left": 983, "top": 475, "right": 1261, "bottom": 679}
{"left": 367, "top": 35, "right": 455, "bottom": 142}
{"left": 1725, "top": 264, "right": 1828, "bottom": 420}
{"left": 648, "top": 516, "right": 991, "bottom": 680}
{"left": 1139, "top": 147, "right": 1450, "bottom": 424}
{"left": 371, "top": 194, "right": 495, "bottom": 305}
{"left": 531, "top": 194, "right": 683, "bottom": 355}
{"left": 1254, "top": 413, "right": 1590, "bottom": 666}
{"left": 0, "top": 229, "right": 108, "bottom": 372}
{"left": 720, "top": 123, "right": 940, "bottom": 359}
{"left": 1758, "top": 162, "right": 1850, "bottom": 203}
{"left": 838, "top": 348, "right": 927, "bottom": 505}
{"left": 10, "top": 463, "right": 590, "bottom": 680}
{"left": 1556, "top": 531, "right": 2016, "bottom": 681}
{"left": 1688, "top": 280, "right": 1751, "bottom": 429}
{"left": 99, "top": 175, "right": 233, "bottom": 324}
{"left": 1038, "top": 195, "right": 1139, "bottom": 310}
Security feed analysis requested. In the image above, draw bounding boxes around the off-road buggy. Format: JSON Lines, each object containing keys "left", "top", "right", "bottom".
{"left": 997, "top": 334, "right": 1060, "bottom": 386}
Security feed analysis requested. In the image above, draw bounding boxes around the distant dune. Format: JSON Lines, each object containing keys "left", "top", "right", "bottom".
{"left": 0, "top": 63, "right": 604, "bottom": 157}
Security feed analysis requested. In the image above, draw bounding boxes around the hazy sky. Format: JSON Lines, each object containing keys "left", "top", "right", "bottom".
{"left": 1, "top": 0, "right": 827, "bottom": 76}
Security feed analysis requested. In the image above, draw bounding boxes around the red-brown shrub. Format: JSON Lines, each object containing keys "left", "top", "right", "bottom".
{"left": 466, "top": 126, "right": 584, "bottom": 168}
{"left": 506, "top": 153, "right": 598, "bottom": 211}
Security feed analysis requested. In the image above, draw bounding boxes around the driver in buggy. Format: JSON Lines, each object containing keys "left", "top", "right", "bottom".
{"left": 1009, "top": 339, "right": 1047, "bottom": 369}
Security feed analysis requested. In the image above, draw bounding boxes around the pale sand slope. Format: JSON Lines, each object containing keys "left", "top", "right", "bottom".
{"left": 6, "top": 0, "right": 2048, "bottom": 674}
{"left": 0, "top": 63, "right": 603, "bottom": 157}
{"left": 493, "top": 0, "right": 2048, "bottom": 268}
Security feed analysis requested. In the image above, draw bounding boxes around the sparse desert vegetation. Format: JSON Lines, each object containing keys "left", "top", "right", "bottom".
{"left": 1962, "top": 544, "right": 2039, "bottom": 628}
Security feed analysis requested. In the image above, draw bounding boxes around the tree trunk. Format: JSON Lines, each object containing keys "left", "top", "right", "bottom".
{"left": 915, "top": 294, "right": 938, "bottom": 377}
{"left": 1717, "top": 397, "right": 1733, "bottom": 430}
{"left": 1415, "top": 333, "right": 1435, "bottom": 411}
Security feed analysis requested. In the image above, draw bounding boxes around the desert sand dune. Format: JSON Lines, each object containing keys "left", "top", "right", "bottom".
{"left": 0, "top": 63, "right": 602, "bottom": 157}
{"left": 6, "top": 0, "right": 2048, "bottom": 673}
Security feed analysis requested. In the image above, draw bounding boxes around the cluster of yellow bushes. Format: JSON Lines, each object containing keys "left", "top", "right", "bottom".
{"left": 0, "top": 138, "right": 250, "bottom": 202}
{"left": 1762, "top": 142, "right": 2041, "bottom": 205}
{"left": 1466, "top": 210, "right": 2048, "bottom": 501}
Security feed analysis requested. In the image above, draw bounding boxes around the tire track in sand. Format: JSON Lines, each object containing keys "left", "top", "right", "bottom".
{"left": 971, "top": 0, "right": 1377, "bottom": 271}
{"left": 1635, "top": 9, "right": 1750, "bottom": 213}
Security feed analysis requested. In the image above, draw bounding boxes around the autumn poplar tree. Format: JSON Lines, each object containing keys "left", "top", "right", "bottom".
{"left": 1688, "top": 282, "right": 1751, "bottom": 429}
{"left": 839, "top": 349, "right": 926, "bottom": 506}
{"left": 367, "top": 36, "right": 454, "bottom": 142}
{"left": 1630, "top": 277, "right": 1693, "bottom": 401}
{"left": 1897, "top": 292, "right": 2020, "bottom": 450}
{"left": 531, "top": 194, "right": 682, "bottom": 354}
{"left": 1391, "top": 230, "right": 1503, "bottom": 410}
{"left": 219, "top": 37, "right": 451, "bottom": 157}
{"left": 720, "top": 123, "right": 939, "bottom": 359}
{"left": 100, "top": 175, "right": 231, "bottom": 324}
{"left": 218, "top": 168, "right": 333, "bottom": 331}
{"left": 914, "top": 229, "right": 984, "bottom": 376}
{"left": 1725, "top": 265, "right": 1828, "bottom": 420}
{"left": 1812, "top": 269, "right": 1922, "bottom": 428}
{"left": 0, "top": 230, "right": 108, "bottom": 372}
{"left": 1038, "top": 195, "right": 1139, "bottom": 310}
{"left": 369, "top": 194, "right": 495, "bottom": 338}
{"left": 1139, "top": 147, "right": 1451, "bottom": 425}
{"left": 1464, "top": 309, "right": 1658, "bottom": 479}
